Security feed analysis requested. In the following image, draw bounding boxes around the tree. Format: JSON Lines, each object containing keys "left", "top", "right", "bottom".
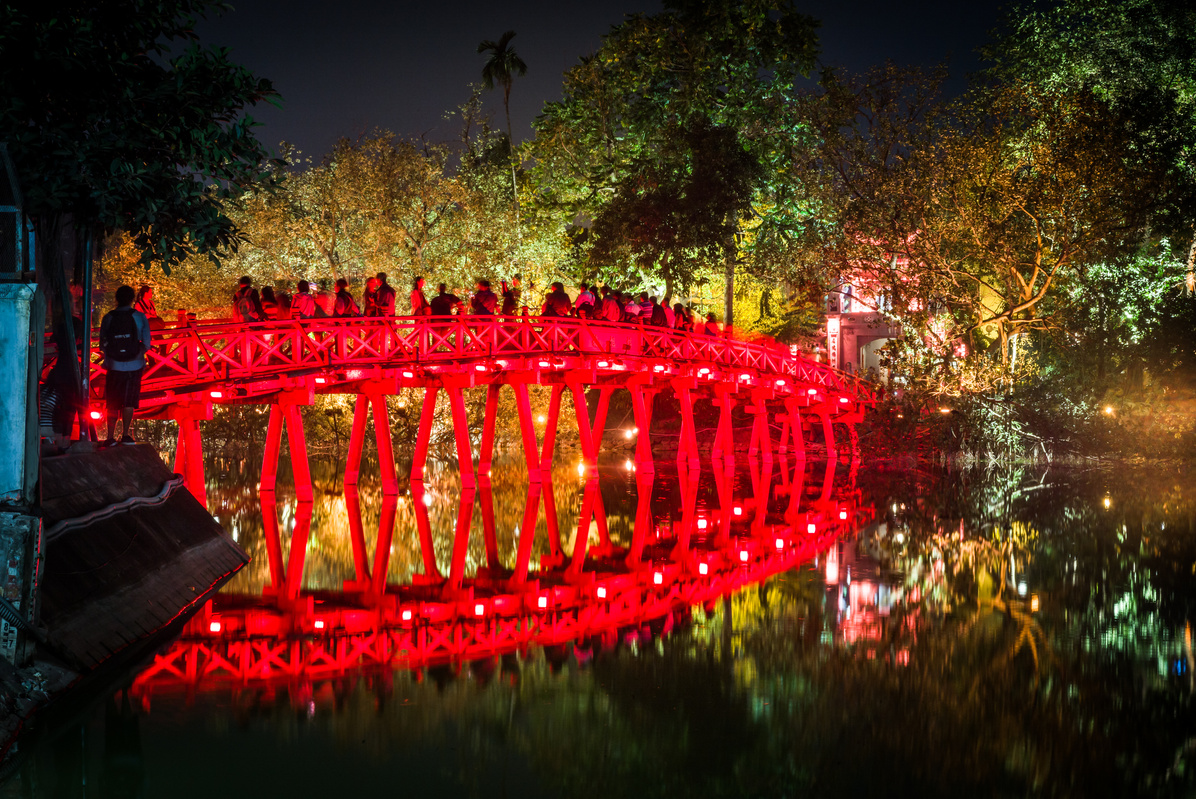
{"left": 527, "top": 0, "right": 820, "bottom": 324}
{"left": 477, "top": 31, "right": 527, "bottom": 229}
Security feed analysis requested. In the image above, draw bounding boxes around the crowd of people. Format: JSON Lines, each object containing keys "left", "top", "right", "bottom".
{"left": 227, "top": 273, "right": 726, "bottom": 335}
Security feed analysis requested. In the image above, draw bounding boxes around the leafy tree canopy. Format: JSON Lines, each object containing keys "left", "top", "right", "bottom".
{"left": 0, "top": 0, "right": 279, "bottom": 268}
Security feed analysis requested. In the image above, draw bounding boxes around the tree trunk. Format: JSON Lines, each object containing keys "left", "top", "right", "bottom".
{"left": 723, "top": 254, "right": 734, "bottom": 328}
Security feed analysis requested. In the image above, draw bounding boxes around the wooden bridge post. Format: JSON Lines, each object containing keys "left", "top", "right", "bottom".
{"left": 509, "top": 482, "right": 542, "bottom": 586}
{"left": 410, "top": 385, "right": 440, "bottom": 483}
{"left": 343, "top": 486, "right": 371, "bottom": 591}
{"left": 344, "top": 385, "right": 400, "bottom": 495}
{"left": 445, "top": 488, "right": 476, "bottom": 595}
{"left": 260, "top": 388, "right": 314, "bottom": 502}
{"left": 170, "top": 401, "right": 212, "bottom": 508}
{"left": 370, "top": 495, "right": 398, "bottom": 597}
{"left": 569, "top": 381, "right": 598, "bottom": 470}
{"left": 747, "top": 389, "right": 773, "bottom": 460}
{"left": 628, "top": 379, "right": 657, "bottom": 472}
{"left": 478, "top": 383, "right": 501, "bottom": 477}
{"left": 539, "top": 384, "right": 565, "bottom": 473}
{"left": 444, "top": 379, "right": 476, "bottom": 490}
{"left": 672, "top": 378, "right": 700, "bottom": 471}
{"left": 590, "top": 386, "right": 613, "bottom": 461}
{"left": 783, "top": 397, "right": 806, "bottom": 460}
{"left": 820, "top": 410, "right": 837, "bottom": 462}
{"left": 512, "top": 381, "right": 541, "bottom": 482}
{"left": 410, "top": 481, "right": 442, "bottom": 581}
{"left": 711, "top": 384, "right": 737, "bottom": 463}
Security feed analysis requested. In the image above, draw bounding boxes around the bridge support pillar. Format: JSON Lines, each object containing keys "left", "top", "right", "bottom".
{"left": 782, "top": 398, "right": 806, "bottom": 460}
{"left": 478, "top": 384, "right": 501, "bottom": 477}
{"left": 590, "top": 386, "right": 613, "bottom": 461}
{"left": 672, "top": 379, "right": 700, "bottom": 470}
{"left": 711, "top": 385, "right": 737, "bottom": 462}
{"left": 261, "top": 388, "right": 314, "bottom": 502}
{"left": 746, "top": 389, "right": 773, "bottom": 460}
{"left": 444, "top": 381, "right": 476, "bottom": 490}
{"left": 539, "top": 384, "right": 565, "bottom": 473}
{"left": 345, "top": 390, "right": 399, "bottom": 495}
{"left": 629, "top": 381, "right": 657, "bottom": 472}
{"left": 410, "top": 386, "right": 440, "bottom": 483}
{"left": 512, "top": 383, "right": 541, "bottom": 482}
{"left": 569, "top": 382, "right": 598, "bottom": 470}
{"left": 171, "top": 401, "right": 211, "bottom": 508}
{"left": 820, "top": 410, "right": 837, "bottom": 461}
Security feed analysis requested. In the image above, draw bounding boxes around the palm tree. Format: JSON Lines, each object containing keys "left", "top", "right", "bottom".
{"left": 477, "top": 30, "right": 527, "bottom": 228}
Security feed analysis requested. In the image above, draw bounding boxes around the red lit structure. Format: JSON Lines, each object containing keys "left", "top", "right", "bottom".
{"left": 130, "top": 458, "right": 867, "bottom": 699}
{"left": 86, "top": 315, "right": 872, "bottom": 507}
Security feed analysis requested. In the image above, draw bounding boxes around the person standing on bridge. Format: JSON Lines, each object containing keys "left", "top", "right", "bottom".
{"left": 375, "top": 273, "right": 397, "bottom": 316}
{"left": 333, "top": 278, "right": 361, "bottom": 317}
{"left": 99, "top": 285, "right": 152, "bottom": 446}
{"left": 290, "top": 280, "right": 322, "bottom": 319}
{"left": 542, "top": 282, "right": 571, "bottom": 317}
{"left": 410, "top": 276, "right": 430, "bottom": 316}
{"left": 362, "top": 276, "right": 381, "bottom": 316}
{"left": 430, "top": 283, "right": 463, "bottom": 315}
{"left": 471, "top": 279, "right": 498, "bottom": 314}
{"left": 232, "top": 276, "right": 265, "bottom": 323}
{"left": 575, "top": 282, "right": 595, "bottom": 311}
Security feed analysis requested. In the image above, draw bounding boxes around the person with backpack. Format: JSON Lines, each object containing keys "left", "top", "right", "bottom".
{"left": 99, "top": 285, "right": 152, "bottom": 446}
{"left": 290, "top": 280, "right": 322, "bottom": 319}
{"left": 232, "top": 276, "right": 265, "bottom": 323}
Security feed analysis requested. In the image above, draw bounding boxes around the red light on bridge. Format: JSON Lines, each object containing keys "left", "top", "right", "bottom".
{"left": 401, "top": 609, "right": 413, "bottom": 622}
{"left": 653, "top": 571, "right": 663, "bottom": 585}
{"left": 807, "top": 523, "right": 816, "bottom": 534}
{"left": 653, "top": 364, "right": 666, "bottom": 373}
{"left": 314, "top": 619, "right": 326, "bottom": 630}
{"left": 696, "top": 518, "right": 708, "bottom": 530}
{"left": 807, "top": 388, "right": 817, "bottom": 396}
{"left": 597, "top": 360, "right": 610, "bottom": 368}
{"left": 314, "top": 376, "right": 327, "bottom": 385}
{"left": 474, "top": 603, "right": 485, "bottom": 617}
{"left": 596, "top": 586, "right": 607, "bottom": 599}
{"left": 538, "top": 360, "right": 551, "bottom": 368}
{"left": 698, "top": 367, "right": 710, "bottom": 376}
{"left": 740, "top": 373, "right": 751, "bottom": 381}
{"left": 775, "top": 538, "right": 784, "bottom": 549}
{"left": 402, "top": 370, "right": 415, "bottom": 378}
{"left": 840, "top": 510, "right": 848, "bottom": 520}
{"left": 775, "top": 379, "right": 786, "bottom": 387}
{"left": 732, "top": 506, "right": 742, "bottom": 516}
{"left": 537, "top": 595, "right": 548, "bottom": 609}
{"left": 839, "top": 397, "right": 849, "bottom": 404}
{"left": 209, "top": 620, "right": 222, "bottom": 634}
{"left": 739, "top": 550, "right": 749, "bottom": 562}
{"left": 698, "top": 562, "right": 709, "bottom": 575}
{"left": 474, "top": 364, "right": 487, "bottom": 372}
{"left": 88, "top": 410, "right": 103, "bottom": 421}
{"left": 209, "top": 390, "right": 223, "bottom": 399}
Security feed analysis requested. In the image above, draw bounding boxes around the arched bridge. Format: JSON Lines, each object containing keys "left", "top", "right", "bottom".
{"left": 87, "top": 316, "right": 874, "bottom": 507}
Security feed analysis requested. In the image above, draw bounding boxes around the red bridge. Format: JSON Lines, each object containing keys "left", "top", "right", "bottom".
{"left": 86, "top": 316, "right": 873, "bottom": 507}
{"left": 130, "top": 456, "right": 866, "bottom": 700}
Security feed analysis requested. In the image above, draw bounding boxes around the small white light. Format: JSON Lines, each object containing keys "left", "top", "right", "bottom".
{"left": 209, "top": 620, "right": 222, "bottom": 633}
{"left": 840, "top": 510, "right": 848, "bottom": 520}
{"left": 775, "top": 538, "right": 784, "bottom": 549}
{"left": 807, "top": 523, "right": 816, "bottom": 534}
{"left": 596, "top": 586, "right": 607, "bottom": 599}
{"left": 537, "top": 415, "right": 547, "bottom": 424}
{"left": 598, "top": 360, "right": 610, "bottom": 368}
{"left": 739, "top": 550, "right": 749, "bottom": 562}
{"left": 653, "top": 572, "right": 663, "bottom": 585}
{"left": 475, "top": 364, "right": 487, "bottom": 372}
{"left": 89, "top": 410, "right": 104, "bottom": 421}
{"left": 538, "top": 360, "right": 551, "bottom": 368}
{"left": 402, "top": 370, "right": 414, "bottom": 378}
{"left": 401, "top": 609, "right": 413, "bottom": 621}
{"left": 776, "top": 379, "right": 786, "bottom": 386}
{"left": 475, "top": 603, "right": 485, "bottom": 616}
{"left": 839, "top": 397, "right": 849, "bottom": 403}
{"left": 733, "top": 506, "right": 742, "bottom": 516}
{"left": 314, "top": 376, "right": 327, "bottom": 384}
{"left": 209, "top": 390, "right": 223, "bottom": 399}
{"left": 422, "top": 493, "right": 433, "bottom": 507}
{"left": 807, "top": 388, "right": 817, "bottom": 395}
{"left": 698, "top": 562, "right": 708, "bottom": 575}
{"left": 624, "top": 429, "right": 634, "bottom": 439}
{"left": 697, "top": 518, "right": 708, "bottom": 530}
{"left": 625, "top": 459, "right": 635, "bottom": 471}
{"left": 538, "top": 595, "right": 548, "bottom": 609}
{"left": 1017, "top": 582, "right": 1027, "bottom": 597}
{"left": 314, "top": 619, "right": 325, "bottom": 629}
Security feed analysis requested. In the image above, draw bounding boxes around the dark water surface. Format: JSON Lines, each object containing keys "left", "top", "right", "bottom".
{"left": 7, "top": 455, "right": 1196, "bottom": 798}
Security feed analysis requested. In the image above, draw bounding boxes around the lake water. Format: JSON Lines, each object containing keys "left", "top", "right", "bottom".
{"left": 6, "top": 455, "right": 1195, "bottom": 798}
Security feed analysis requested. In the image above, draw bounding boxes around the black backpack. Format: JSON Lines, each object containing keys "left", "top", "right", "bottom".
{"left": 104, "top": 309, "right": 140, "bottom": 361}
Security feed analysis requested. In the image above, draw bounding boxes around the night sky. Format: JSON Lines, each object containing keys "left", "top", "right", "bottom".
{"left": 198, "top": 0, "right": 1008, "bottom": 159}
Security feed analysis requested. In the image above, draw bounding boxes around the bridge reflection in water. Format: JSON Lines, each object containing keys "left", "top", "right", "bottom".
{"left": 132, "top": 454, "right": 867, "bottom": 703}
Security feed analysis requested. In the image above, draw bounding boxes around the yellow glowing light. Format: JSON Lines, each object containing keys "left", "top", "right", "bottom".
{"left": 939, "top": 407, "right": 952, "bottom": 414}
{"left": 577, "top": 462, "right": 585, "bottom": 477}
{"left": 1103, "top": 405, "right": 1114, "bottom": 415}
{"left": 537, "top": 415, "right": 546, "bottom": 424}
{"left": 1030, "top": 594, "right": 1040, "bottom": 612}
{"left": 1103, "top": 496, "right": 1111, "bottom": 509}
{"left": 624, "top": 429, "right": 634, "bottom": 439}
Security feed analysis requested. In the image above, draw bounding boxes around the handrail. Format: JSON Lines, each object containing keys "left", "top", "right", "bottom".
{"left": 84, "top": 315, "right": 876, "bottom": 406}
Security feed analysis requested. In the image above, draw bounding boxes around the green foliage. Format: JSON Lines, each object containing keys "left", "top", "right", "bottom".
{"left": 0, "top": 0, "right": 279, "bottom": 267}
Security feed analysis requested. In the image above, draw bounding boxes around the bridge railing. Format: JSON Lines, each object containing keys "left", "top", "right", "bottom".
{"left": 85, "top": 315, "right": 874, "bottom": 403}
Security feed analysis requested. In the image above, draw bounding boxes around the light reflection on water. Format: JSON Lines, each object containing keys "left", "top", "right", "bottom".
{"left": 9, "top": 460, "right": 1196, "bottom": 797}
